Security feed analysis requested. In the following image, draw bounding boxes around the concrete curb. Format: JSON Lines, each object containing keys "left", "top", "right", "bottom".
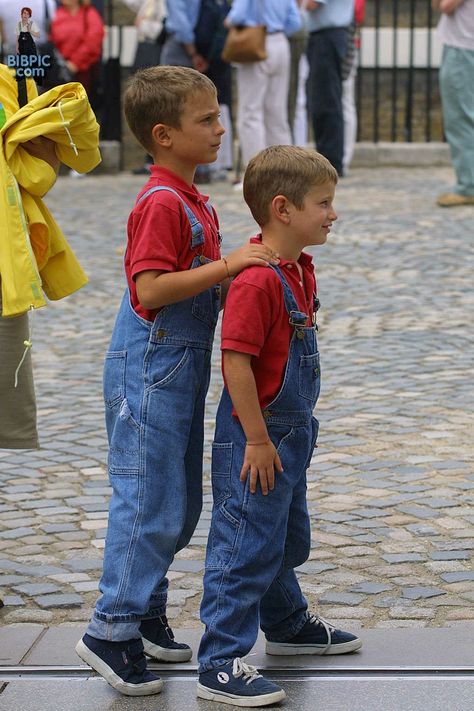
{"left": 352, "top": 142, "right": 451, "bottom": 167}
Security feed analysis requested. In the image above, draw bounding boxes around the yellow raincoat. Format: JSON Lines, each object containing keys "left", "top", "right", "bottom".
{"left": 0, "top": 65, "right": 101, "bottom": 317}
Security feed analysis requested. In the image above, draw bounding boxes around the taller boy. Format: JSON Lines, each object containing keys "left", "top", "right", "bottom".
{"left": 76, "top": 66, "right": 277, "bottom": 697}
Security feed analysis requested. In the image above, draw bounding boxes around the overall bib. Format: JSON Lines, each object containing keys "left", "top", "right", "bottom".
{"left": 88, "top": 187, "right": 221, "bottom": 641}
{"left": 199, "top": 265, "right": 320, "bottom": 672}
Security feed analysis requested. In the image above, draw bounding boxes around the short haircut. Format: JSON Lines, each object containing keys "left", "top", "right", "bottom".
{"left": 243, "top": 146, "right": 338, "bottom": 226}
{"left": 123, "top": 65, "right": 217, "bottom": 154}
{"left": 21, "top": 7, "right": 32, "bottom": 16}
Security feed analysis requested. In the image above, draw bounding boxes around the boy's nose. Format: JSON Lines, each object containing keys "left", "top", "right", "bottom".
{"left": 217, "top": 121, "right": 225, "bottom": 135}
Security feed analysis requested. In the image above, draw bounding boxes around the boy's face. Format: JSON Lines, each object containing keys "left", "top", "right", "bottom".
{"left": 167, "top": 90, "right": 225, "bottom": 169}
{"left": 290, "top": 181, "right": 337, "bottom": 248}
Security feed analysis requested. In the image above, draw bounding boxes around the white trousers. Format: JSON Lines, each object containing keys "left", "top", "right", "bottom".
{"left": 342, "top": 58, "right": 358, "bottom": 174}
{"left": 236, "top": 33, "right": 292, "bottom": 166}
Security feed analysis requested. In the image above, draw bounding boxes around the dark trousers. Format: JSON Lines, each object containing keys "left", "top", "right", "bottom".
{"left": 307, "top": 27, "right": 348, "bottom": 176}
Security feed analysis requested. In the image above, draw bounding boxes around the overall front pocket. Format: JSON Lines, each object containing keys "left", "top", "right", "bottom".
{"left": 192, "top": 284, "right": 221, "bottom": 328}
{"left": 298, "top": 353, "right": 321, "bottom": 402}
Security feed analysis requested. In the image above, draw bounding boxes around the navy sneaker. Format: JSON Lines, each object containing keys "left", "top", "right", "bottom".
{"left": 140, "top": 615, "right": 192, "bottom": 662}
{"left": 75, "top": 634, "right": 163, "bottom": 696}
{"left": 265, "top": 614, "right": 362, "bottom": 656}
{"left": 197, "top": 658, "right": 286, "bottom": 707}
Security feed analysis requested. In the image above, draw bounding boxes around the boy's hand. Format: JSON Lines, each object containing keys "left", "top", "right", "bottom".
{"left": 225, "top": 243, "right": 279, "bottom": 277}
{"left": 23, "top": 137, "right": 60, "bottom": 173}
{"left": 240, "top": 440, "right": 283, "bottom": 495}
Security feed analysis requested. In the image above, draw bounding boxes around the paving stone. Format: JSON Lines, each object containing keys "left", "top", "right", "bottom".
{"left": 382, "top": 553, "right": 427, "bottom": 564}
{"left": 296, "top": 562, "right": 337, "bottom": 575}
{"left": 318, "top": 593, "right": 366, "bottom": 606}
{"left": 441, "top": 571, "right": 474, "bottom": 583}
{"left": 0, "top": 169, "right": 472, "bottom": 628}
{"left": 33, "top": 594, "right": 83, "bottom": 608}
{"left": 12, "top": 583, "right": 61, "bottom": 596}
{"left": 1, "top": 596, "right": 25, "bottom": 606}
{"left": 350, "top": 583, "right": 393, "bottom": 595}
{"left": 169, "top": 559, "right": 204, "bottom": 573}
{"left": 431, "top": 551, "right": 470, "bottom": 561}
{"left": 64, "top": 558, "right": 104, "bottom": 572}
{"left": 401, "top": 587, "right": 447, "bottom": 600}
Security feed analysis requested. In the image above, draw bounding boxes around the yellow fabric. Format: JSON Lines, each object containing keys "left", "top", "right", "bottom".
{"left": 0, "top": 65, "right": 101, "bottom": 317}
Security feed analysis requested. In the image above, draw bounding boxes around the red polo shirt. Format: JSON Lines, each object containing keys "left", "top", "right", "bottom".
{"left": 125, "top": 166, "right": 221, "bottom": 321}
{"left": 222, "top": 236, "right": 317, "bottom": 410}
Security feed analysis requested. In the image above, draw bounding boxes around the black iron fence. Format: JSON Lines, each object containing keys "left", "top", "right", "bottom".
{"left": 357, "top": 0, "right": 443, "bottom": 142}
{"left": 0, "top": 0, "right": 443, "bottom": 147}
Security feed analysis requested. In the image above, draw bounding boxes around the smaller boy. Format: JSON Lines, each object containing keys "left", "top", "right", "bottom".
{"left": 198, "top": 146, "right": 362, "bottom": 707}
{"left": 75, "top": 66, "right": 277, "bottom": 697}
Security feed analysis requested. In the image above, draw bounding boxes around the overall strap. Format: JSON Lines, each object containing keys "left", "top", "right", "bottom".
{"left": 137, "top": 185, "right": 205, "bottom": 250}
{"left": 269, "top": 265, "right": 308, "bottom": 327}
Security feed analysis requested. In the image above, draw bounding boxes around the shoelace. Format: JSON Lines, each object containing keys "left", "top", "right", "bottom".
{"left": 307, "top": 614, "right": 335, "bottom": 655}
{"left": 232, "top": 657, "right": 262, "bottom": 686}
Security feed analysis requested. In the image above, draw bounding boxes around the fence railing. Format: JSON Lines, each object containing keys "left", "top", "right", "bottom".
{"left": 0, "top": 0, "right": 443, "bottom": 145}
{"left": 356, "top": 0, "right": 442, "bottom": 142}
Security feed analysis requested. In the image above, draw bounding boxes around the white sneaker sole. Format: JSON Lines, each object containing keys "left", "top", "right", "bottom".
{"left": 265, "top": 637, "right": 362, "bottom": 656}
{"left": 142, "top": 636, "right": 193, "bottom": 662}
{"left": 75, "top": 639, "right": 163, "bottom": 696}
{"left": 197, "top": 683, "right": 286, "bottom": 707}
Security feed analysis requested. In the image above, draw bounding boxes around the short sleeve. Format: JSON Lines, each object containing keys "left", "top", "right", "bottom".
{"left": 128, "top": 195, "right": 188, "bottom": 279}
{"left": 221, "top": 269, "right": 281, "bottom": 356}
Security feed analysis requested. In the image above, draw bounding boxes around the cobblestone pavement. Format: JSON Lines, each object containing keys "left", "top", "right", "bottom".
{"left": 1, "top": 168, "right": 473, "bottom": 635}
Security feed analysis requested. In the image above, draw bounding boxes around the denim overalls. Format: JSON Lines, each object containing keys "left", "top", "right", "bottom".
{"left": 87, "top": 187, "right": 221, "bottom": 642}
{"left": 199, "top": 265, "right": 320, "bottom": 672}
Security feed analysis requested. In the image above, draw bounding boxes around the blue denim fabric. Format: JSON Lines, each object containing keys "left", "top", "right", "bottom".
{"left": 198, "top": 265, "right": 320, "bottom": 672}
{"left": 87, "top": 188, "right": 221, "bottom": 642}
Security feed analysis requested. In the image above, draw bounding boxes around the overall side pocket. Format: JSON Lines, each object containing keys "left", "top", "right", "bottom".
{"left": 104, "top": 351, "right": 141, "bottom": 475}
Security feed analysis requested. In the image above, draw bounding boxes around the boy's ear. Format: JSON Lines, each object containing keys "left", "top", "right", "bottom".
{"left": 151, "top": 123, "right": 172, "bottom": 148}
{"left": 271, "top": 195, "right": 291, "bottom": 224}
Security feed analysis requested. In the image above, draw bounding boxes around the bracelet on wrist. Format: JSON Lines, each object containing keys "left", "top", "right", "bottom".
{"left": 222, "top": 256, "right": 231, "bottom": 279}
{"left": 246, "top": 439, "right": 270, "bottom": 446}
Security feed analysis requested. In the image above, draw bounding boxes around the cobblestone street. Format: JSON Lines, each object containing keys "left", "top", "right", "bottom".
{"left": 1, "top": 167, "right": 473, "bottom": 635}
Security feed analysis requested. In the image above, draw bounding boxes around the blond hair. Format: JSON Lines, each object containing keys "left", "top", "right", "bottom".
{"left": 243, "top": 146, "right": 338, "bottom": 226}
{"left": 123, "top": 65, "right": 217, "bottom": 154}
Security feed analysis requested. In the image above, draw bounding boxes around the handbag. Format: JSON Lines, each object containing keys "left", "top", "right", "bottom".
{"left": 221, "top": 24, "right": 267, "bottom": 63}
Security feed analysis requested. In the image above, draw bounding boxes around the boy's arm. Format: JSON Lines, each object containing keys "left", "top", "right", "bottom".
{"left": 224, "top": 350, "right": 283, "bottom": 496}
{"left": 136, "top": 242, "right": 277, "bottom": 310}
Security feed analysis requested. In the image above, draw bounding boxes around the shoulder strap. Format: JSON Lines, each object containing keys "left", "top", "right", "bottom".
{"left": 268, "top": 264, "right": 308, "bottom": 326}
{"left": 136, "top": 185, "right": 205, "bottom": 249}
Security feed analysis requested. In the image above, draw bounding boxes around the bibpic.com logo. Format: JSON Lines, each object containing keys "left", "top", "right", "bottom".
{"left": 6, "top": 54, "right": 51, "bottom": 79}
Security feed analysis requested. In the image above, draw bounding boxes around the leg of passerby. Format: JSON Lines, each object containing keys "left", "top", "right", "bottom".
{"left": 236, "top": 62, "right": 268, "bottom": 166}
{"left": 437, "top": 46, "right": 474, "bottom": 207}
{"left": 263, "top": 33, "right": 293, "bottom": 149}
{"left": 293, "top": 55, "right": 310, "bottom": 146}
{"left": 307, "top": 28, "right": 347, "bottom": 176}
{"left": 288, "top": 28, "right": 308, "bottom": 143}
{"left": 342, "top": 59, "right": 358, "bottom": 175}
{"left": 0, "top": 291, "right": 38, "bottom": 450}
